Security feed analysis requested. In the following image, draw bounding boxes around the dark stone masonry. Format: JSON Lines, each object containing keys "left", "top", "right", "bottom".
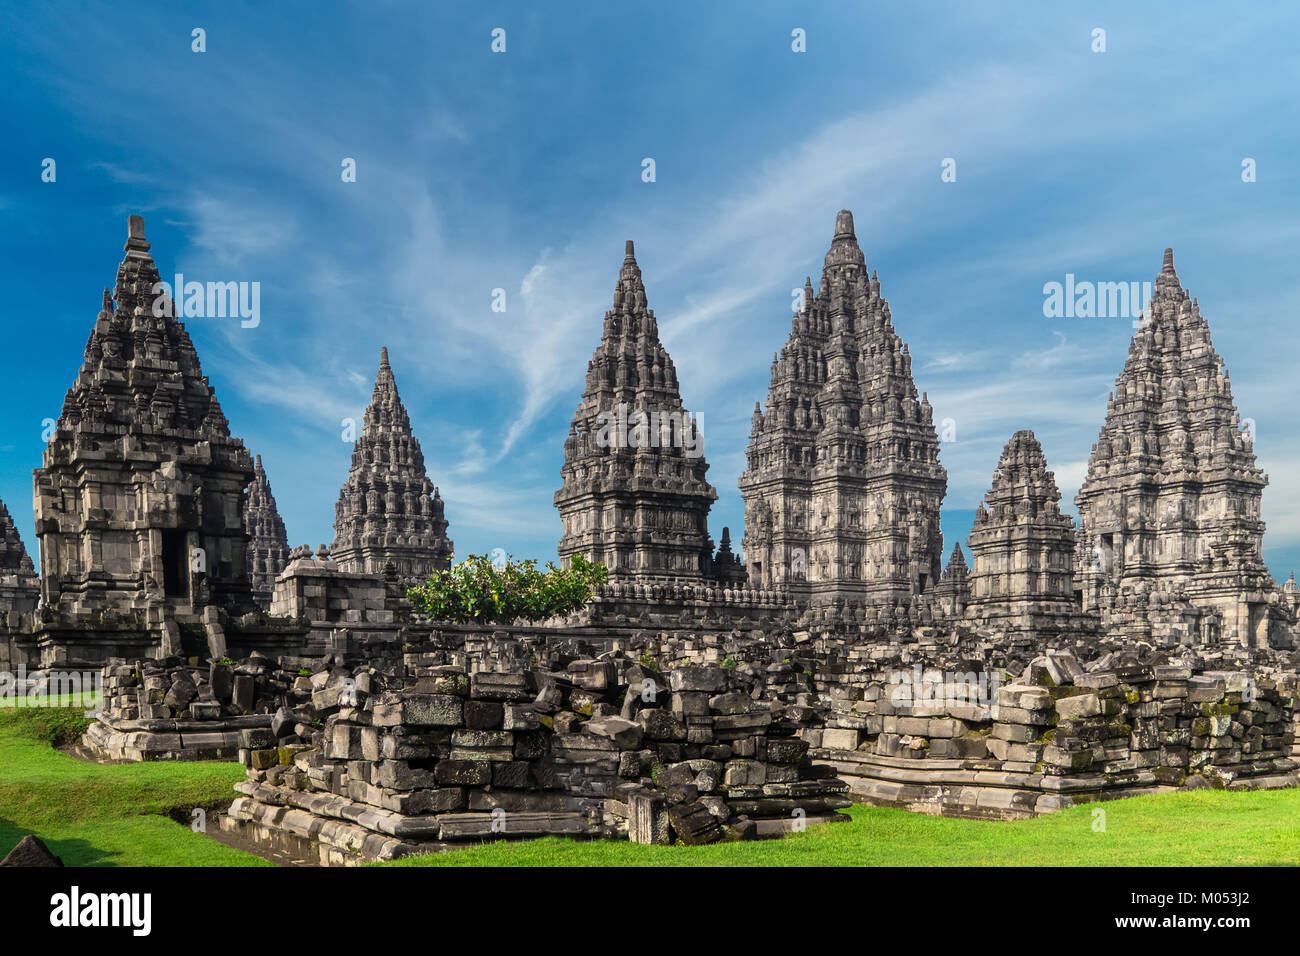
{"left": 6, "top": 211, "right": 1300, "bottom": 861}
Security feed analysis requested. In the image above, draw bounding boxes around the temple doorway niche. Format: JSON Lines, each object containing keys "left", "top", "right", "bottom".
{"left": 1101, "top": 533, "right": 1115, "bottom": 572}
{"left": 161, "top": 530, "right": 189, "bottom": 599}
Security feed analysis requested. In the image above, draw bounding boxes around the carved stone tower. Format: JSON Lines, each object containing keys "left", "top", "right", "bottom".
{"left": 330, "top": 348, "right": 453, "bottom": 589}
{"left": 0, "top": 498, "right": 38, "bottom": 670}
{"left": 245, "top": 454, "right": 290, "bottom": 609}
{"left": 739, "top": 210, "right": 947, "bottom": 605}
{"left": 966, "top": 431, "right": 1078, "bottom": 631}
{"left": 1074, "top": 249, "right": 1287, "bottom": 647}
{"left": 554, "top": 241, "right": 718, "bottom": 579}
{"left": 32, "top": 216, "right": 258, "bottom": 661}
{"left": 931, "top": 542, "right": 969, "bottom": 619}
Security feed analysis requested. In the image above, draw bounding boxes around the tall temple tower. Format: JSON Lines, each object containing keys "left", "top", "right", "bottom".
{"left": 554, "top": 240, "right": 718, "bottom": 579}
{"left": 245, "top": 454, "right": 290, "bottom": 608}
{"left": 967, "top": 431, "right": 1079, "bottom": 632}
{"left": 739, "top": 210, "right": 947, "bottom": 605}
{"left": 931, "top": 542, "right": 969, "bottom": 619}
{"left": 34, "top": 217, "right": 257, "bottom": 618}
{"left": 0, "top": 497, "right": 39, "bottom": 670}
{"left": 330, "top": 348, "right": 453, "bottom": 589}
{"left": 0, "top": 498, "right": 38, "bottom": 609}
{"left": 1074, "top": 249, "right": 1285, "bottom": 647}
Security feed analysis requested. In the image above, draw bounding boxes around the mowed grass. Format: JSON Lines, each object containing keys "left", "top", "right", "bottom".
{"left": 383, "top": 788, "right": 1300, "bottom": 867}
{"left": 2, "top": 700, "right": 1298, "bottom": 867}
{"left": 0, "top": 698, "right": 269, "bottom": 866}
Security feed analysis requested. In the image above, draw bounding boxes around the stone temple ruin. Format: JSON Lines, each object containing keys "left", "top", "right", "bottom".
{"left": 330, "top": 347, "right": 453, "bottom": 589}
{"left": 6, "top": 212, "right": 1300, "bottom": 862}
{"left": 1073, "top": 249, "right": 1290, "bottom": 648}
{"left": 245, "top": 455, "right": 289, "bottom": 610}
{"left": 739, "top": 210, "right": 947, "bottom": 604}
{"left": 555, "top": 240, "right": 718, "bottom": 581}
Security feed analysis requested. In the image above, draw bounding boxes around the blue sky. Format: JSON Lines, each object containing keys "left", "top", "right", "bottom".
{"left": 1, "top": 1, "right": 1298, "bottom": 581}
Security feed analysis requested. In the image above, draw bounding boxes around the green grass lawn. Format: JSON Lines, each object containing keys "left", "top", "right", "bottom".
{"left": 2, "top": 701, "right": 1297, "bottom": 867}
{"left": 384, "top": 790, "right": 1300, "bottom": 867}
{"left": 0, "top": 700, "right": 269, "bottom": 866}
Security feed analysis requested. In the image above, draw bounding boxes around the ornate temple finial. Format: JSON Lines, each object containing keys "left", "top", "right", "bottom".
{"left": 834, "top": 209, "right": 855, "bottom": 238}
{"left": 625, "top": 239, "right": 635, "bottom": 260}
{"left": 102, "top": 288, "right": 113, "bottom": 313}
{"left": 124, "top": 214, "right": 150, "bottom": 254}
{"left": 1162, "top": 247, "right": 1175, "bottom": 273}
{"left": 380, "top": 346, "right": 390, "bottom": 368}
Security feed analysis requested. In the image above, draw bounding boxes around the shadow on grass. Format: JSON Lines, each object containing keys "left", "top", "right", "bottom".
{"left": 0, "top": 815, "right": 116, "bottom": 867}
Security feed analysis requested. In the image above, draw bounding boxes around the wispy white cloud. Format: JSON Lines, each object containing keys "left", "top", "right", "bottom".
{"left": 7, "top": 0, "right": 1298, "bottom": 576}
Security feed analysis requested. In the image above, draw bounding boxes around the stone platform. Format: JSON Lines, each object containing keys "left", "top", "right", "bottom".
{"left": 83, "top": 714, "right": 272, "bottom": 762}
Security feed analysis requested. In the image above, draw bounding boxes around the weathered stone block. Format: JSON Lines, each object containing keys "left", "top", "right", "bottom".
{"left": 1055, "top": 693, "right": 1102, "bottom": 720}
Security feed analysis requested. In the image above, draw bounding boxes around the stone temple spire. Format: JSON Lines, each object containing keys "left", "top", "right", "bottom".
{"left": 0, "top": 498, "right": 36, "bottom": 580}
{"left": 554, "top": 240, "right": 718, "bottom": 579}
{"left": 739, "top": 209, "right": 947, "bottom": 604}
{"left": 0, "top": 498, "right": 38, "bottom": 660}
{"left": 1074, "top": 248, "right": 1281, "bottom": 646}
{"left": 245, "top": 455, "right": 290, "bottom": 609}
{"left": 0, "top": 491, "right": 38, "bottom": 584}
{"left": 931, "top": 541, "right": 969, "bottom": 618}
{"left": 713, "top": 527, "right": 747, "bottom": 586}
{"left": 32, "top": 215, "right": 257, "bottom": 656}
{"left": 966, "top": 430, "right": 1078, "bottom": 631}
{"left": 331, "top": 348, "right": 452, "bottom": 589}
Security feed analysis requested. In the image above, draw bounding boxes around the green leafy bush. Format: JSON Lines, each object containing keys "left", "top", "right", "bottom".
{"left": 407, "top": 553, "right": 609, "bottom": 625}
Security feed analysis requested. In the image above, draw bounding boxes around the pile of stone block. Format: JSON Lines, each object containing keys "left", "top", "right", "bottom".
{"left": 603, "top": 664, "right": 851, "bottom": 844}
{"left": 1041, "top": 662, "right": 1296, "bottom": 789}
{"left": 797, "top": 645, "right": 1297, "bottom": 819}
{"left": 83, "top": 652, "right": 316, "bottom": 761}
{"left": 230, "top": 661, "right": 622, "bottom": 862}
{"left": 224, "top": 657, "right": 852, "bottom": 863}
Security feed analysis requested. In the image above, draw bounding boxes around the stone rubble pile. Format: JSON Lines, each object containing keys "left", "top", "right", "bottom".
{"left": 225, "top": 653, "right": 851, "bottom": 863}
{"left": 84, "top": 652, "right": 315, "bottom": 761}
{"left": 788, "top": 647, "right": 1297, "bottom": 819}
{"left": 82, "top": 635, "right": 404, "bottom": 761}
